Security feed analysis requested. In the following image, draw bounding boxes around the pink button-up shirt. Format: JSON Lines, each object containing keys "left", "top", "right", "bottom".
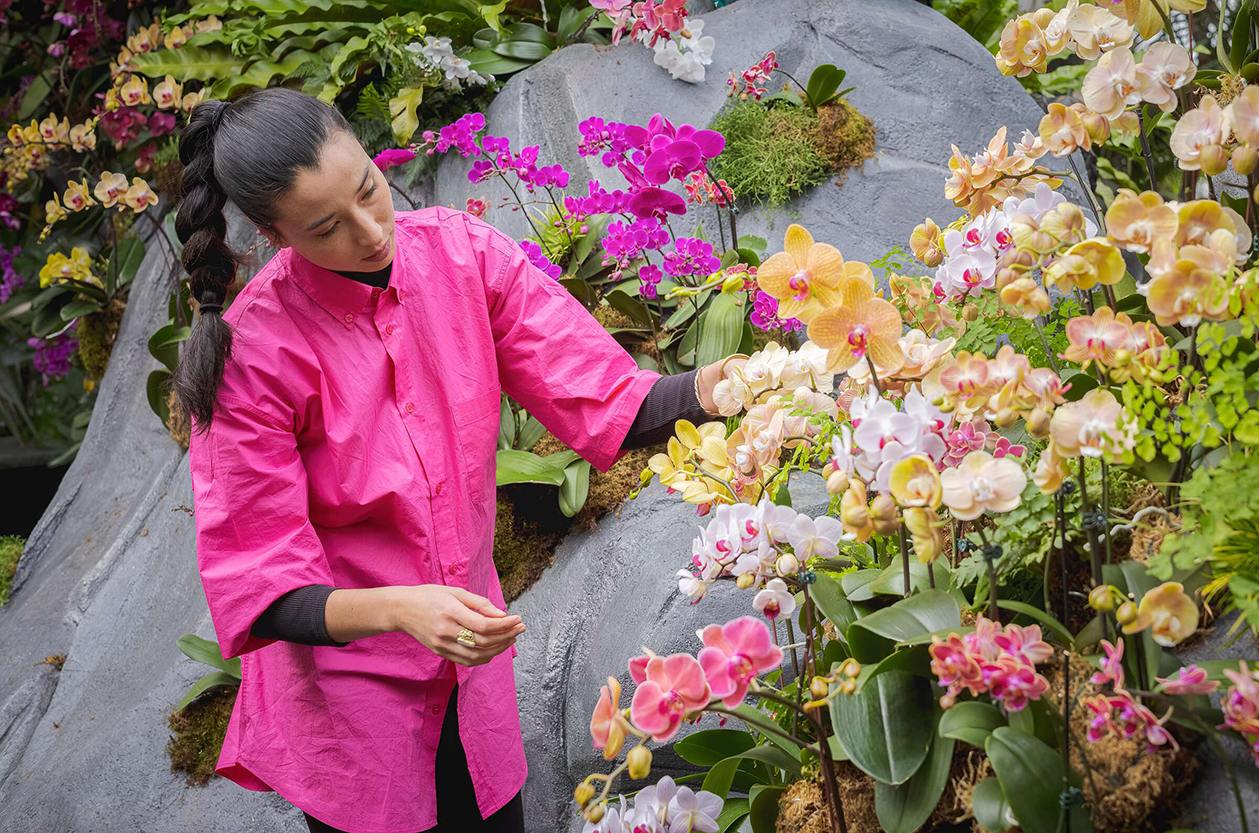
{"left": 188, "top": 206, "right": 660, "bottom": 832}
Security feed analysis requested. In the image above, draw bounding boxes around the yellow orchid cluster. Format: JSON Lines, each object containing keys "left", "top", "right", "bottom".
{"left": 39, "top": 247, "right": 100, "bottom": 290}
{"left": 41, "top": 171, "right": 157, "bottom": 243}
{"left": 944, "top": 126, "right": 1063, "bottom": 216}
{"left": 2, "top": 115, "right": 99, "bottom": 187}
{"left": 710, "top": 340, "right": 834, "bottom": 416}
{"left": 922, "top": 344, "right": 1070, "bottom": 430}
{"left": 105, "top": 73, "right": 203, "bottom": 119}
{"left": 647, "top": 420, "right": 735, "bottom": 508}
{"left": 110, "top": 16, "right": 222, "bottom": 78}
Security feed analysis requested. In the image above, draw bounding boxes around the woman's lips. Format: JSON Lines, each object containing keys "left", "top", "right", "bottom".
{"left": 365, "top": 235, "right": 392, "bottom": 263}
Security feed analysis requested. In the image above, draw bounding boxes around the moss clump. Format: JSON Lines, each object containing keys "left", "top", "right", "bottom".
{"left": 707, "top": 101, "right": 833, "bottom": 208}
{"left": 166, "top": 685, "right": 237, "bottom": 787}
{"left": 0, "top": 534, "right": 24, "bottom": 607}
{"left": 493, "top": 432, "right": 659, "bottom": 601}
{"left": 815, "top": 98, "right": 877, "bottom": 182}
{"left": 76, "top": 296, "right": 127, "bottom": 381}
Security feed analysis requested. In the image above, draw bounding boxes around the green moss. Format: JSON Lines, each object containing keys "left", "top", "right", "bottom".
{"left": 0, "top": 534, "right": 24, "bottom": 607}
{"left": 706, "top": 102, "right": 833, "bottom": 209}
{"left": 166, "top": 685, "right": 237, "bottom": 787}
{"left": 76, "top": 297, "right": 127, "bottom": 382}
{"left": 815, "top": 97, "right": 877, "bottom": 178}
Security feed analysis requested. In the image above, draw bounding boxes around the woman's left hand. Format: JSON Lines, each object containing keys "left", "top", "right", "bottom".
{"left": 696, "top": 354, "right": 749, "bottom": 416}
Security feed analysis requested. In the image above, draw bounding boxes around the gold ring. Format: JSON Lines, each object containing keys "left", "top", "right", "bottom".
{"left": 455, "top": 627, "right": 477, "bottom": 648}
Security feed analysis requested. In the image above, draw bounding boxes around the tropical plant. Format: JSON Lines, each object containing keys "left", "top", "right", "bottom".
{"left": 175, "top": 634, "right": 242, "bottom": 711}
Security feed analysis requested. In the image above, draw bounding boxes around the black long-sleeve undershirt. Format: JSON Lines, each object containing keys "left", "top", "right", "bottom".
{"left": 248, "top": 259, "right": 712, "bottom": 647}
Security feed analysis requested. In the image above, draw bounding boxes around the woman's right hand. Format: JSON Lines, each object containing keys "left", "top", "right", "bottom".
{"left": 391, "top": 585, "right": 525, "bottom": 666}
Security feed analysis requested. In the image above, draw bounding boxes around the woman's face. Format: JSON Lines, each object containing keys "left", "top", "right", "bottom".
{"left": 260, "top": 130, "right": 396, "bottom": 272}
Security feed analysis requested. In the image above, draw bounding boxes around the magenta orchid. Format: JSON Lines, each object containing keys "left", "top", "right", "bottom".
{"left": 697, "top": 617, "right": 783, "bottom": 708}
{"left": 1155, "top": 665, "right": 1219, "bottom": 696}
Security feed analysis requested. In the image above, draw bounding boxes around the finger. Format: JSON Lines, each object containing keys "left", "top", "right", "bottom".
{"left": 452, "top": 606, "right": 521, "bottom": 636}
{"left": 464, "top": 624, "right": 525, "bottom": 652}
{"left": 450, "top": 587, "right": 507, "bottom": 617}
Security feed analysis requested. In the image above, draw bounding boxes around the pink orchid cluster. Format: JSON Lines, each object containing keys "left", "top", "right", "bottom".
{"left": 929, "top": 616, "right": 1053, "bottom": 712}
{"left": 926, "top": 344, "right": 1071, "bottom": 432}
{"left": 590, "top": 617, "right": 781, "bottom": 751}
{"left": 49, "top": 0, "right": 126, "bottom": 69}
{"left": 591, "top": 0, "right": 688, "bottom": 48}
{"left": 1084, "top": 640, "right": 1179, "bottom": 752}
{"left": 1220, "top": 662, "right": 1259, "bottom": 766}
{"left": 727, "top": 50, "right": 779, "bottom": 101}
{"left": 677, "top": 499, "right": 843, "bottom": 603}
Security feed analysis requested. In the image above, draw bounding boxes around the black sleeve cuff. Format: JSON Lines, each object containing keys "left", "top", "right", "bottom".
{"left": 620, "top": 369, "right": 716, "bottom": 450}
{"left": 250, "top": 584, "right": 350, "bottom": 647}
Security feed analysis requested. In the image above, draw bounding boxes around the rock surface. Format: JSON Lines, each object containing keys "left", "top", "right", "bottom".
{"left": 0, "top": 1, "right": 1176, "bottom": 832}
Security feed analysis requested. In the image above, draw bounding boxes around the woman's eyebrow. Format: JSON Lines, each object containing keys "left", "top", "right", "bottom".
{"left": 304, "top": 165, "right": 373, "bottom": 232}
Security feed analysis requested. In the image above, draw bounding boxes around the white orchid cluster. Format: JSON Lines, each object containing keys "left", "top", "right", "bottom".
{"left": 712, "top": 340, "right": 834, "bottom": 417}
{"left": 405, "top": 36, "right": 492, "bottom": 89}
{"left": 676, "top": 497, "right": 845, "bottom": 606}
{"left": 582, "top": 775, "right": 723, "bottom": 833}
{"left": 641, "top": 18, "right": 716, "bottom": 84}
{"left": 934, "top": 181, "right": 1098, "bottom": 302}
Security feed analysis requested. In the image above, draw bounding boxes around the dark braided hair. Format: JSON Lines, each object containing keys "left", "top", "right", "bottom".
{"left": 171, "top": 87, "right": 351, "bottom": 434}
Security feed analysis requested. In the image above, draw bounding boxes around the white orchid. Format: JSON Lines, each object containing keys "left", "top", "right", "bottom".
{"left": 752, "top": 577, "right": 796, "bottom": 620}
{"left": 785, "top": 514, "right": 845, "bottom": 560}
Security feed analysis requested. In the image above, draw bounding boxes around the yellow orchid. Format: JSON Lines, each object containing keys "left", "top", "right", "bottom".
{"left": 1039, "top": 102, "right": 1090, "bottom": 156}
{"left": 164, "top": 25, "right": 192, "bottom": 50}
{"left": 39, "top": 247, "right": 95, "bottom": 288}
{"left": 44, "top": 193, "right": 67, "bottom": 227}
{"left": 904, "top": 507, "right": 947, "bottom": 564}
{"left": 755, "top": 224, "right": 857, "bottom": 323}
{"left": 1122, "top": 581, "right": 1199, "bottom": 646}
{"left": 840, "top": 480, "right": 874, "bottom": 543}
{"left": 1043, "top": 238, "right": 1125, "bottom": 292}
{"left": 69, "top": 121, "right": 97, "bottom": 153}
{"left": 153, "top": 75, "right": 182, "bottom": 110}
{"left": 648, "top": 437, "right": 694, "bottom": 489}
{"left": 807, "top": 278, "right": 905, "bottom": 375}
{"left": 94, "top": 171, "right": 129, "bottom": 208}
{"left": 119, "top": 75, "right": 151, "bottom": 107}
{"left": 1111, "top": 0, "right": 1205, "bottom": 41}
{"left": 910, "top": 218, "right": 943, "bottom": 267}
{"left": 889, "top": 455, "right": 943, "bottom": 510}
{"left": 1105, "top": 189, "right": 1178, "bottom": 254}
{"left": 63, "top": 179, "right": 96, "bottom": 212}
{"left": 124, "top": 177, "right": 158, "bottom": 212}
{"left": 996, "top": 15, "right": 1050, "bottom": 77}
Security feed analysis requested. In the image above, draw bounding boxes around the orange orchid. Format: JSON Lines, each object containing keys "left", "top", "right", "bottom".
{"left": 807, "top": 278, "right": 904, "bottom": 375}
{"left": 756, "top": 224, "right": 862, "bottom": 323}
{"left": 1121, "top": 581, "right": 1199, "bottom": 647}
{"left": 1061, "top": 306, "right": 1132, "bottom": 369}
{"left": 1105, "top": 189, "right": 1178, "bottom": 253}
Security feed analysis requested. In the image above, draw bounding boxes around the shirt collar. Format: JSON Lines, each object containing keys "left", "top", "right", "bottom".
{"left": 287, "top": 220, "right": 409, "bottom": 329}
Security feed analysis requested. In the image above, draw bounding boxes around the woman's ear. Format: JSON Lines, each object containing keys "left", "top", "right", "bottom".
{"left": 256, "top": 225, "right": 287, "bottom": 249}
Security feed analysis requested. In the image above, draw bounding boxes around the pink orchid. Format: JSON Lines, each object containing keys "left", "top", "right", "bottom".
{"left": 373, "top": 147, "right": 417, "bottom": 171}
{"left": 993, "top": 623, "right": 1053, "bottom": 666}
{"left": 1155, "top": 665, "right": 1220, "bottom": 696}
{"left": 630, "top": 653, "right": 712, "bottom": 742}
{"left": 929, "top": 634, "right": 984, "bottom": 697}
{"left": 1091, "top": 639, "right": 1125, "bottom": 689}
{"left": 590, "top": 676, "right": 627, "bottom": 759}
{"left": 697, "top": 617, "right": 783, "bottom": 708}
{"left": 986, "top": 656, "right": 1050, "bottom": 712}
{"left": 991, "top": 437, "right": 1026, "bottom": 459}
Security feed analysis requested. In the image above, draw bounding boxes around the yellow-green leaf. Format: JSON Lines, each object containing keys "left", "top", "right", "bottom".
{"left": 389, "top": 86, "right": 425, "bottom": 144}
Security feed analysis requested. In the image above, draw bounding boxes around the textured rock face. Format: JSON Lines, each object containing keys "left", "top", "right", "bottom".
{"left": 0, "top": 1, "right": 1135, "bottom": 832}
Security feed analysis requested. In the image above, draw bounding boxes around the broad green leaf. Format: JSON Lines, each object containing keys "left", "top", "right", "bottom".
{"left": 1062, "top": 372, "right": 1100, "bottom": 402}
{"left": 491, "top": 38, "right": 551, "bottom": 61}
{"left": 498, "top": 396, "right": 514, "bottom": 450}
{"left": 805, "top": 64, "right": 845, "bottom": 108}
{"left": 715, "top": 797, "right": 749, "bottom": 833}
{"left": 147, "top": 369, "right": 172, "bottom": 425}
{"left": 810, "top": 572, "right": 856, "bottom": 636}
{"left": 559, "top": 277, "right": 597, "bottom": 306}
{"left": 731, "top": 703, "right": 801, "bottom": 759}
{"left": 986, "top": 727, "right": 1061, "bottom": 833}
{"left": 495, "top": 450, "right": 564, "bottom": 486}
{"left": 632, "top": 352, "right": 660, "bottom": 372}
{"left": 130, "top": 44, "right": 241, "bottom": 82}
{"left": 971, "top": 776, "right": 1016, "bottom": 833}
{"left": 148, "top": 323, "right": 190, "bottom": 371}
{"left": 938, "top": 701, "right": 1005, "bottom": 748}
{"left": 60, "top": 297, "right": 103, "bottom": 322}
{"left": 389, "top": 86, "right": 425, "bottom": 144}
{"left": 328, "top": 35, "right": 370, "bottom": 82}
{"left": 176, "top": 671, "right": 240, "bottom": 711}
{"left": 875, "top": 733, "right": 955, "bottom": 833}
{"left": 702, "top": 756, "right": 740, "bottom": 800}
{"left": 176, "top": 634, "right": 241, "bottom": 676}
{"left": 557, "top": 5, "right": 598, "bottom": 43}
{"left": 673, "top": 729, "right": 756, "bottom": 767}
{"left": 605, "top": 290, "right": 654, "bottom": 326}
{"left": 695, "top": 292, "right": 744, "bottom": 367}
{"left": 210, "top": 50, "right": 320, "bottom": 98}
{"left": 847, "top": 590, "right": 962, "bottom": 663}
{"left": 850, "top": 645, "right": 931, "bottom": 694}
{"left": 748, "top": 784, "right": 787, "bottom": 833}
{"left": 465, "top": 46, "right": 532, "bottom": 75}
{"left": 517, "top": 414, "right": 546, "bottom": 451}
{"left": 115, "top": 236, "right": 146, "bottom": 287}
{"left": 737, "top": 235, "right": 768, "bottom": 253}
{"left": 996, "top": 600, "right": 1074, "bottom": 647}
{"left": 558, "top": 459, "right": 591, "bottom": 517}
{"left": 867, "top": 553, "right": 951, "bottom": 596}
{"left": 841, "top": 569, "right": 882, "bottom": 602}
{"left": 829, "top": 670, "right": 934, "bottom": 785}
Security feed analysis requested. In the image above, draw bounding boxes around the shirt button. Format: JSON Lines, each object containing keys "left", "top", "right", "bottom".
{"left": 371, "top": 287, "right": 381, "bottom": 297}
{"left": 386, "top": 323, "right": 396, "bottom": 335}
{"left": 405, "top": 402, "right": 415, "bottom": 413}
{"left": 449, "top": 564, "right": 459, "bottom": 575}
{"left": 435, "top": 481, "right": 444, "bottom": 495}
{"left": 430, "top": 705, "right": 440, "bottom": 715}
{"left": 343, "top": 313, "right": 354, "bottom": 323}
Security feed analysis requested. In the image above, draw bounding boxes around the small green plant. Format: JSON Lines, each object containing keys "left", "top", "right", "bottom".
{"left": 495, "top": 395, "right": 592, "bottom": 518}
{"left": 175, "top": 634, "right": 242, "bottom": 711}
{"left": 0, "top": 534, "right": 25, "bottom": 607}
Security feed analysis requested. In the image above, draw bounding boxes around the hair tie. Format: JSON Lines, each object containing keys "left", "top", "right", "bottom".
{"left": 198, "top": 302, "right": 223, "bottom": 315}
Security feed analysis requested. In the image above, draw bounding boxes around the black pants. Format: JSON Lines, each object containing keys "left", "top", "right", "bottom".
{"left": 302, "top": 684, "right": 525, "bottom": 833}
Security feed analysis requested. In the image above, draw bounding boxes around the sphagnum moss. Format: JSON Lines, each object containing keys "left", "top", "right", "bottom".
{"left": 166, "top": 686, "right": 237, "bottom": 787}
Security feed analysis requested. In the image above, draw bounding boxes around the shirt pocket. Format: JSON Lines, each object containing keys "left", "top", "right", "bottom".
{"left": 451, "top": 388, "right": 501, "bottom": 511}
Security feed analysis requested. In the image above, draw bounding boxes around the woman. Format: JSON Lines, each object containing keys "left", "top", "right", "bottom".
{"left": 180, "top": 87, "right": 745, "bottom": 833}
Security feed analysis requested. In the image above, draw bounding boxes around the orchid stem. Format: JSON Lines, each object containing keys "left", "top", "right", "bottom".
{"left": 784, "top": 620, "right": 803, "bottom": 737}
{"left": 1034, "top": 315, "right": 1061, "bottom": 375}
{"left": 865, "top": 354, "right": 884, "bottom": 396}
{"left": 898, "top": 526, "right": 911, "bottom": 599}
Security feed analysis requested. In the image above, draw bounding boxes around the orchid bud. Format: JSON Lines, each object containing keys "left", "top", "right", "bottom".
{"left": 1234, "top": 145, "right": 1258, "bottom": 176}
{"left": 1080, "top": 110, "right": 1111, "bottom": 144}
{"left": 574, "top": 783, "right": 595, "bottom": 807}
{"left": 640, "top": 467, "right": 654, "bottom": 486}
{"left": 995, "top": 267, "right": 1018, "bottom": 291}
{"left": 841, "top": 679, "right": 857, "bottom": 695}
{"left": 940, "top": 693, "right": 956, "bottom": 710}
{"left": 827, "top": 469, "right": 849, "bottom": 495}
{"left": 1031, "top": 231, "right": 1056, "bottom": 253}
{"left": 994, "top": 407, "right": 1018, "bottom": 429}
{"left": 627, "top": 745, "right": 652, "bottom": 780}
{"left": 1201, "top": 143, "right": 1230, "bottom": 176}
{"left": 840, "top": 487, "right": 870, "bottom": 528}
{"left": 962, "top": 304, "right": 979, "bottom": 322}
{"left": 722, "top": 273, "right": 744, "bottom": 294}
{"left": 1026, "top": 407, "right": 1052, "bottom": 439}
{"left": 736, "top": 572, "right": 756, "bottom": 590}
{"left": 1113, "top": 348, "right": 1132, "bottom": 367}
{"left": 586, "top": 804, "right": 605, "bottom": 824}
{"left": 1089, "top": 585, "right": 1116, "bottom": 612}
{"left": 810, "top": 676, "right": 830, "bottom": 698}
{"left": 870, "top": 494, "right": 900, "bottom": 536}
{"left": 776, "top": 553, "right": 800, "bottom": 576}
{"left": 840, "top": 658, "right": 861, "bottom": 678}
{"left": 1116, "top": 600, "right": 1139, "bottom": 625}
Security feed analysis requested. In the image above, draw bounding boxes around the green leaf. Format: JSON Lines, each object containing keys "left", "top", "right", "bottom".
{"left": 695, "top": 292, "right": 745, "bottom": 367}
{"left": 748, "top": 784, "right": 787, "bottom": 833}
{"left": 516, "top": 413, "right": 546, "bottom": 451}
{"left": 673, "top": 729, "right": 757, "bottom": 766}
{"left": 498, "top": 395, "right": 514, "bottom": 450}
{"left": 176, "top": 634, "right": 241, "bottom": 677}
{"left": 867, "top": 554, "right": 951, "bottom": 596}
{"left": 464, "top": 47, "right": 532, "bottom": 76}
{"left": 328, "top": 35, "right": 370, "bottom": 82}
{"left": 702, "top": 756, "right": 740, "bottom": 800}
{"left": 558, "top": 459, "right": 591, "bottom": 517}
{"left": 842, "top": 569, "right": 882, "bottom": 602}
{"left": 1063, "top": 372, "right": 1100, "bottom": 401}
{"left": 495, "top": 450, "right": 565, "bottom": 486}
{"left": 986, "top": 727, "right": 1062, "bottom": 833}
{"left": 772, "top": 481, "right": 792, "bottom": 507}
{"left": 805, "top": 64, "right": 845, "bottom": 109}
{"left": 148, "top": 323, "right": 190, "bottom": 371}
{"left": 115, "top": 236, "right": 146, "bottom": 287}
{"left": 829, "top": 670, "right": 935, "bottom": 785}
{"left": 605, "top": 290, "right": 654, "bottom": 326}
{"left": 939, "top": 700, "right": 1005, "bottom": 748}
{"left": 737, "top": 235, "right": 768, "bottom": 253}
{"left": 971, "top": 776, "right": 1016, "bottom": 833}
{"left": 60, "top": 297, "right": 103, "bottom": 322}
{"left": 874, "top": 734, "right": 955, "bottom": 833}
{"left": 491, "top": 38, "right": 551, "bottom": 61}
{"left": 715, "top": 797, "right": 749, "bottom": 833}
{"left": 731, "top": 703, "right": 801, "bottom": 759}
{"left": 176, "top": 671, "right": 241, "bottom": 711}
{"left": 557, "top": 5, "right": 598, "bottom": 43}
{"left": 996, "top": 600, "right": 1074, "bottom": 647}
{"left": 847, "top": 590, "right": 962, "bottom": 663}
{"left": 1231, "top": 0, "right": 1256, "bottom": 77}
{"left": 389, "top": 86, "right": 425, "bottom": 144}
{"left": 129, "top": 44, "right": 242, "bottom": 82}
{"left": 147, "top": 369, "right": 172, "bottom": 425}
{"left": 810, "top": 572, "right": 857, "bottom": 636}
